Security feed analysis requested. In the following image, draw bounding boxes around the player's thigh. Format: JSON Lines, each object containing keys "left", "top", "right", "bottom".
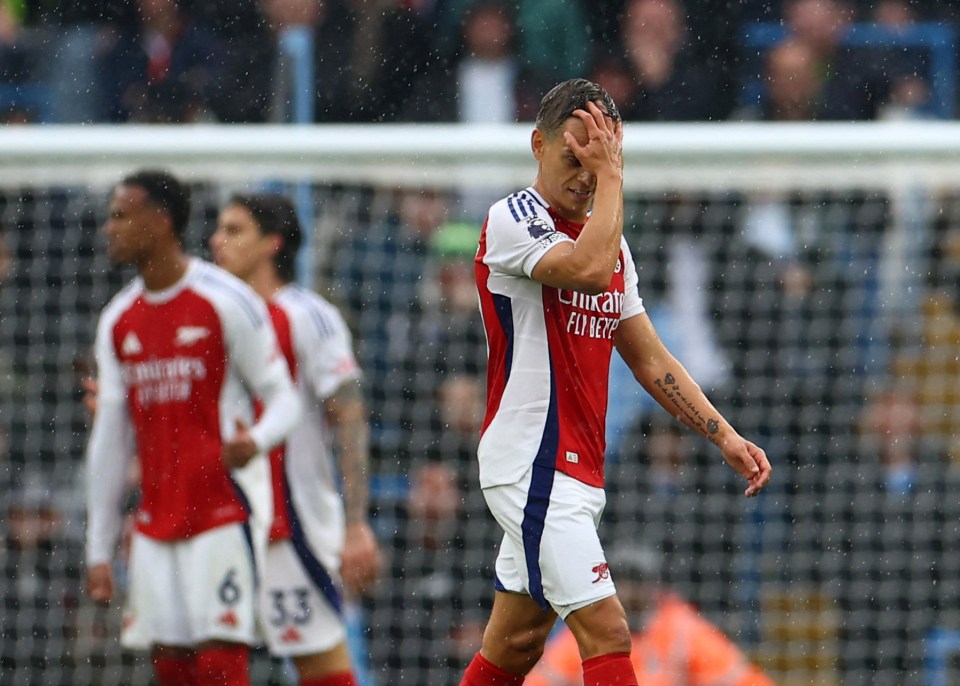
{"left": 536, "top": 472, "right": 614, "bottom": 614}
{"left": 122, "top": 532, "right": 190, "bottom": 649}
{"left": 260, "top": 539, "right": 346, "bottom": 657}
{"left": 484, "top": 469, "right": 615, "bottom": 617}
{"left": 123, "top": 527, "right": 258, "bottom": 648}
{"left": 180, "top": 523, "right": 259, "bottom": 644}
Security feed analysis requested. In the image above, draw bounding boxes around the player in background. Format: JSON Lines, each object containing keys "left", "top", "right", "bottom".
{"left": 85, "top": 170, "right": 302, "bottom": 686}
{"left": 209, "top": 193, "right": 382, "bottom": 686}
{"left": 462, "top": 79, "right": 771, "bottom": 686}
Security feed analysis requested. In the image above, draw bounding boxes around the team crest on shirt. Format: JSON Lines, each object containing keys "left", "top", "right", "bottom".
{"left": 175, "top": 325, "right": 211, "bottom": 347}
{"left": 121, "top": 331, "right": 143, "bottom": 355}
{"left": 592, "top": 562, "right": 610, "bottom": 583}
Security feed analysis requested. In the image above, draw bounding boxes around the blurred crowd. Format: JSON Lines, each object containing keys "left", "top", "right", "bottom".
{"left": 1, "top": 0, "right": 959, "bottom": 124}
{"left": 4, "top": 1, "right": 960, "bottom": 683}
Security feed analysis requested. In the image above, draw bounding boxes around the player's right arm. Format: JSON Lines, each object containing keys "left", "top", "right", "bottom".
{"left": 84, "top": 310, "right": 136, "bottom": 602}
{"left": 531, "top": 102, "right": 624, "bottom": 294}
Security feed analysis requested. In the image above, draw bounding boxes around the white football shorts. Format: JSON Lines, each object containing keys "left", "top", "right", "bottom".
{"left": 258, "top": 537, "right": 346, "bottom": 656}
{"left": 121, "top": 523, "right": 259, "bottom": 649}
{"left": 482, "top": 466, "right": 616, "bottom": 619}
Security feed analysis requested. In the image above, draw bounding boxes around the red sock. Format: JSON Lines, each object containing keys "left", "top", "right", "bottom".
{"left": 300, "top": 673, "right": 359, "bottom": 686}
{"left": 460, "top": 652, "right": 524, "bottom": 686}
{"left": 195, "top": 644, "right": 250, "bottom": 686}
{"left": 582, "top": 652, "right": 638, "bottom": 686}
{"left": 152, "top": 654, "right": 197, "bottom": 686}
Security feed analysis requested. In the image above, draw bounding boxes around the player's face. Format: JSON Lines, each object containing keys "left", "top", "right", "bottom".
{"left": 102, "top": 184, "right": 166, "bottom": 264}
{"left": 532, "top": 115, "right": 595, "bottom": 223}
{"left": 209, "top": 204, "right": 273, "bottom": 281}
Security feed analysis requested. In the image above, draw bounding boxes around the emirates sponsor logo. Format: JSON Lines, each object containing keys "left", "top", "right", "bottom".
{"left": 559, "top": 289, "right": 624, "bottom": 340}
{"left": 565, "top": 311, "right": 621, "bottom": 340}
{"left": 120, "top": 356, "right": 207, "bottom": 384}
{"left": 559, "top": 289, "right": 624, "bottom": 315}
{"left": 120, "top": 356, "right": 207, "bottom": 406}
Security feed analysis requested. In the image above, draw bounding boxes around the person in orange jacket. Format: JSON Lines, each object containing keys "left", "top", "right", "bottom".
{"left": 525, "top": 543, "right": 776, "bottom": 686}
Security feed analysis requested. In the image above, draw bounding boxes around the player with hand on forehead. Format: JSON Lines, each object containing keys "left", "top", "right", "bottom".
{"left": 462, "top": 79, "right": 771, "bottom": 686}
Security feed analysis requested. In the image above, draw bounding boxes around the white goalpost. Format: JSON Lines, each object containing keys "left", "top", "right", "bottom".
{"left": 3, "top": 120, "right": 960, "bottom": 190}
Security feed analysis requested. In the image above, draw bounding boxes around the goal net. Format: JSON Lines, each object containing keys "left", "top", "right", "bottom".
{"left": 1, "top": 121, "right": 959, "bottom": 686}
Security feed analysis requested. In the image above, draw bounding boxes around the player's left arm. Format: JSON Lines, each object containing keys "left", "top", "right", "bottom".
{"left": 324, "top": 378, "right": 382, "bottom": 593}
{"left": 614, "top": 313, "right": 771, "bottom": 497}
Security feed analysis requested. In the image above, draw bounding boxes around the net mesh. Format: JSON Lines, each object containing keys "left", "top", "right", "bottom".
{"left": 1, "top": 146, "right": 960, "bottom": 686}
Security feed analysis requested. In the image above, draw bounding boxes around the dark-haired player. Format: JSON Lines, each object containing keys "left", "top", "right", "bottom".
{"left": 85, "top": 170, "right": 302, "bottom": 686}
{"left": 462, "top": 79, "right": 771, "bottom": 686}
{"left": 209, "top": 194, "right": 381, "bottom": 686}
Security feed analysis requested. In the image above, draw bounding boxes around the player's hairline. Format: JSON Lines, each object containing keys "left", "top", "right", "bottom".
{"left": 536, "top": 102, "right": 617, "bottom": 139}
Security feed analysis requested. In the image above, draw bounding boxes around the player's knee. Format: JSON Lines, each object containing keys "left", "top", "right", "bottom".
{"left": 482, "top": 624, "right": 550, "bottom": 674}
{"left": 568, "top": 601, "right": 632, "bottom": 659}
{"left": 502, "top": 622, "right": 553, "bottom": 665}
{"left": 603, "top": 621, "right": 633, "bottom": 654}
{"left": 580, "top": 619, "right": 632, "bottom": 658}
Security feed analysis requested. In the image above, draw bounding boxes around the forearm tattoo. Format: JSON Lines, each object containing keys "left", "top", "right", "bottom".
{"left": 654, "top": 372, "right": 720, "bottom": 439}
{"left": 340, "top": 419, "right": 370, "bottom": 524}
{"left": 329, "top": 382, "right": 371, "bottom": 525}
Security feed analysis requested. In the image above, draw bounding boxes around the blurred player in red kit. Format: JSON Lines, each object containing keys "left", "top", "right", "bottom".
{"left": 463, "top": 79, "right": 772, "bottom": 686}
{"left": 85, "top": 170, "right": 302, "bottom": 686}
{"left": 209, "top": 193, "right": 381, "bottom": 686}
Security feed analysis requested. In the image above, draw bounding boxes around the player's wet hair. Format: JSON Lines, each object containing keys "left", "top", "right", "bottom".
{"left": 535, "top": 78, "right": 621, "bottom": 137}
{"left": 229, "top": 193, "right": 302, "bottom": 283}
{"left": 120, "top": 169, "right": 192, "bottom": 241}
